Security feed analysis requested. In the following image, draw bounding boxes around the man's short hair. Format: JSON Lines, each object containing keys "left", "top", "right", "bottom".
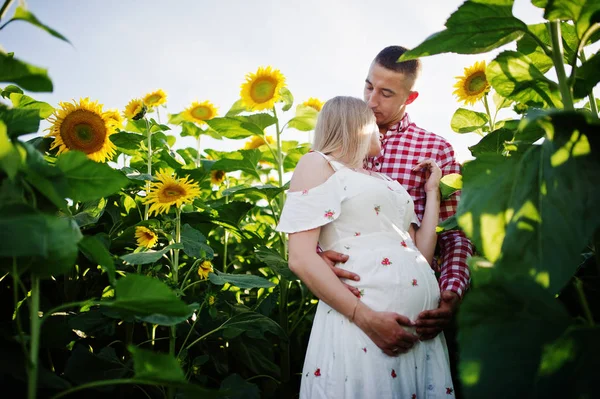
{"left": 374, "top": 46, "right": 421, "bottom": 83}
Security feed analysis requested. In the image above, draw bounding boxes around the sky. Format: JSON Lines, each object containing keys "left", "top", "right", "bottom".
{"left": 2, "top": 0, "right": 595, "bottom": 163}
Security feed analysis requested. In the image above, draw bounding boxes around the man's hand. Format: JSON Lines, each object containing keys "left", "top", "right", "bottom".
{"left": 415, "top": 290, "right": 460, "bottom": 341}
{"left": 318, "top": 250, "right": 361, "bottom": 297}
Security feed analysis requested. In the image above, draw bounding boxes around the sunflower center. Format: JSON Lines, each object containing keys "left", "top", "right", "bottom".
{"left": 191, "top": 106, "right": 212, "bottom": 120}
{"left": 465, "top": 72, "right": 488, "bottom": 95}
{"left": 60, "top": 110, "right": 107, "bottom": 154}
{"left": 250, "top": 77, "right": 277, "bottom": 104}
{"left": 158, "top": 183, "right": 186, "bottom": 202}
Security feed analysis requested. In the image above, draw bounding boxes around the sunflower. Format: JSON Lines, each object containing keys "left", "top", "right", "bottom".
{"left": 240, "top": 66, "right": 286, "bottom": 111}
{"left": 104, "top": 108, "right": 124, "bottom": 131}
{"left": 198, "top": 260, "right": 213, "bottom": 280}
{"left": 302, "top": 97, "right": 325, "bottom": 112}
{"left": 145, "top": 169, "right": 201, "bottom": 216}
{"left": 453, "top": 61, "right": 490, "bottom": 106}
{"left": 143, "top": 89, "right": 167, "bottom": 108}
{"left": 210, "top": 170, "right": 226, "bottom": 185}
{"left": 123, "top": 98, "right": 147, "bottom": 120}
{"left": 135, "top": 226, "right": 159, "bottom": 248}
{"left": 244, "top": 135, "right": 274, "bottom": 150}
{"left": 45, "top": 97, "right": 117, "bottom": 163}
{"left": 182, "top": 100, "right": 218, "bottom": 125}
{"left": 207, "top": 294, "right": 216, "bottom": 306}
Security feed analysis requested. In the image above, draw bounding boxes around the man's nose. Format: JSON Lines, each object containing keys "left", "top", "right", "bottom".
{"left": 366, "top": 93, "right": 378, "bottom": 108}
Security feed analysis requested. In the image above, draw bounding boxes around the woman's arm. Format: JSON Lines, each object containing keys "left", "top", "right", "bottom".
{"left": 410, "top": 159, "right": 441, "bottom": 265}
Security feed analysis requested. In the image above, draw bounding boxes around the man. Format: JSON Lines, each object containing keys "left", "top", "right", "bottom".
{"left": 321, "top": 45, "right": 473, "bottom": 346}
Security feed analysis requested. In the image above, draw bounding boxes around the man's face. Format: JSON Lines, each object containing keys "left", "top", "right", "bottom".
{"left": 363, "top": 62, "right": 415, "bottom": 130}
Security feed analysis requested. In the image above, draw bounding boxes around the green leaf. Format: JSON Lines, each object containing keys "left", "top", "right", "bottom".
{"left": 111, "top": 274, "right": 191, "bottom": 317}
{"left": 436, "top": 214, "right": 458, "bottom": 233}
{"left": 9, "top": 92, "right": 54, "bottom": 118}
{"left": 487, "top": 51, "right": 563, "bottom": 108}
{"left": 573, "top": 50, "right": 600, "bottom": 99}
{"left": 226, "top": 99, "right": 249, "bottom": 117}
{"left": 64, "top": 346, "right": 127, "bottom": 387}
{"left": 255, "top": 246, "right": 296, "bottom": 280}
{"left": 222, "top": 183, "right": 288, "bottom": 201}
{"left": 450, "top": 108, "right": 489, "bottom": 133}
{"left": 5, "top": 6, "right": 70, "bottom": 43}
{"left": 498, "top": 111, "right": 600, "bottom": 293}
{"left": 120, "top": 243, "right": 184, "bottom": 265}
{"left": 0, "top": 204, "right": 81, "bottom": 277}
{"left": 544, "top": 0, "right": 600, "bottom": 39}
{"left": 400, "top": 1, "right": 526, "bottom": 59}
{"left": 211, "top": 149, "right": 262, "bottom": 179}
{"left": 78, "top": 235, "right": 116, "bottom": 284}
{"left": 0, "top": 103, "right": 41, "bottom": 137}
{"left": 1, "top": 84, "right": 23, "bottom": 98}
{"left": 181, "top": 224, "right": 214, "bottom": 259}
{"left": 468, "top": 128, "right": 514, "bottom": 157}
{"left": 439, "top": 173, "right": 462, "bottom": 200}
{"left": 209, "top": 270, "right": 275, "bottom": 289}
{"left": 223, "top": 311, "right": 286, "bottom": 338}
{"left": 110, "top": 132, "right": 144, "bottom": 150}
{"left": 280, "top": 87, "right": 294, "bottom": 112}
{"left": 56, "top": 151, "right": 129, "bottom": 202}
{"left": 129, "top": 346, "right": 186, "bottom": 383}
{"left": 516, "top": 24, "right": 554, "bottom": 73}
{"left": 0, "top": 51, "right": 53, "bottom": 92}
{"left": 205, "top": 116, "right": 264, "bottom": 139}
{"left": 219, "top": 374, "right": 261, "bottom": 399}
{"left": 287, "top": 105, "right": 318, "bottom": 132}
{"left": 136, "top": 303, "right": 199, "bottom": 326}
{"left": 458, "top": 275, "right": 570, "bottom": 397}
{"left": 0, "top": 120, "right": 22, "bottom": 179}
{"left": 73, "top": 198, "right": 107, "bottom": 227}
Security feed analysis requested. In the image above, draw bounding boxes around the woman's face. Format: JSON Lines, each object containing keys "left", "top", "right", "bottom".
{"left": 367, "top": 123, "right": 381, "bottom": 157}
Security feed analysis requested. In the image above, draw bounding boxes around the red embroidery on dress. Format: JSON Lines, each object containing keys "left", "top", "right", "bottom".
{"left": 358, "top": 289, "right": 365, "bottom": 297}
{"left": 401, "top": 241, "right": 408, "bottom": 248}
{"left": 381, "top": 258, "right": 392, "bottom": 266}
{"left": 446, "top": 387, "right": 454, "bottom": 394}
{"left": 412, "top": 395, "right": 417, "bottom": 399}
{"left": 391, "top": 369, "right": 397, "bottom": 378}
{"left": 374, "top": 205, "right": 381, "bottom": 215}
{"left": 362, "top": 347, "right": 367, "bottom": 353}
{"left": 387, "top": 186, "right": 394, "bottom": 191}
{"left": 412, "top": 279, "right": 418, "bottom": 286}
{"left": 354, "top": 232, "right": 361, "bottom": 236}
{"left": 314, "top": 368, "right": 321, "bottom": 377}
{"left": 302, "top": 189, "right": 309, "bottom": 195}
{"left": 324, "top": 210, "right": 335, "bottom": 220}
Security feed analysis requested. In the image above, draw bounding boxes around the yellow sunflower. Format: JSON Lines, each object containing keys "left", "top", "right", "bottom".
{"left": 145, "top": 169, "right": 201, "bottom": 216}
{"left": 104, "top": 108, "right": 124, "bottom": 131}
{"left": 240, "top": 66, "right": 286, "bottom": 111}
{"left": 45, "top": 97, "right": 117, "bottom": 163}
{"left": 182, "top": 100, "right": 218, "bottom": 125}
{"left": 210, "top": 170, "right": 226, "bottom": 185}
{"left": 135, "top": 226, "right": 159, "bottom": 248}
{"left": 198, "top": 260, "right": 213, "bottom": 279}
{"left": 453, "top": 61, "right": 490, "bottom": 106}
{"left": 302, "top": 97, "right": 325, "bottom": 112}
{"left": 244, "top": 135, "right": 274, "bottom": 150}
{"left": 123, "top": 98, "right": 147, "bottom": 121}
{"left": 143, "top": 89, "right": 167, "bottom": 108}
{"left": 207, "top": 294, "right": 216, "bottom": 306}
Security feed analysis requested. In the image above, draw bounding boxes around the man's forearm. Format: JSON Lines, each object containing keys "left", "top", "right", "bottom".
{"left": 437, "top": 229, "right": 473, "bottom": 297}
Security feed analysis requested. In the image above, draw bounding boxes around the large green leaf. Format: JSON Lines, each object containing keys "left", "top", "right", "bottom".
{"left": 286, "top": 105, "right": 318, "bottom": 132}
{"left": 222, "top": 183, "right": 288, "bottom": 201}
{"left": 573, "top": 50, "right": 600, "bottom": 99}
{"left": 120, "top": 243, "right": 183, "bottom": 265}
{"left": 280, "top": 87, "right": 294, "bottom": 112}
{"left": 56, "top": 151, "right": 129, "bottom": 202}
{"left": 0, "top": 204, "right": 81, "bottom": 277}
{"left": 3, "top": 6, "right": 70, "bottom": 43}
{"left": 110, "top": 131, "right": 144, "bottom": 151}
{"left": 450, "top": 108, "right": 489, "bottom": 133}
{"left": 209, "top": 270, "right": 276, "bottom": 289}
{"left": 468, "top": 128, "right": 514, "bottom": 157}
{"left": 219, "top": 373, "right": 261, "bottom": 399}
{"left": 222, "top": 311, "right": 286, "bottom": 340}
{"left": 0, "top": 51, "right": 52, "bottom": 92}
{"left": 73, "top": 198, "right": 107, "bottom": 227}
{"left": 205, "top": 116, "right": 265, "bottom": 139}
{"left": 78, "top": 235, "right": 116, "bottom": 284}
{"left": 64, "top": 346, "right": 127, "bottom": 387}
{"left": 254, "top": 246, "right": 296, "bottom": 280}
{"left": 225, "top": 99, "right": 248, "bottom": 117}
{"left": 497, "top": 111, "right": 600, "bottom": 293}
{"left": 211, "top": 149, "right": 262, "bottom": 179}
{"left": 544, "top": 0, "right": 600, "bottom": 39}
{"left": 487, "top": 51, "right": 563, "bottom": 108}
{"left": 181, "top": 223, "right": 214, "bottom": 259}
{"left": 0, "top": 120, "right": 22, "bottom": 179}
{"left": 516, "top": 22, "right": 578, "bottom": 74}
{"left": 0, "top": 103, "right": 41, "bottom": 137}
{"left": 129, "top": 346, "right": 186, "bottom": 383}
{"left": 439, "top": 173, "right": 462, "bottom": 200}
{"left": 458, "top": 274, "right": 570, "bottom": 398}
{"left": 456, "top": 153, "right": 521, "bottom": 262}
{"left": 400, "top": 1, "right": 526, "bottom": 60}
{"left": 9, "top": 92, "right": 54, "bottom": 118}
{"left": 110, "top": 274, "right": 191, "bottom": 317}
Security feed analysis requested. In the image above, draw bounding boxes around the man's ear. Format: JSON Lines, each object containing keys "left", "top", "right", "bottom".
{"left": 405, "top": 91, "right": 419, "bottom": 105}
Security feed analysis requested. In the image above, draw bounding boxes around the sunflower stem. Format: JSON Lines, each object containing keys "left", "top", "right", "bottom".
{"left": 168, "top": 207, "right": 181, "bottom": 399}
{"left": 27, "top": 276, "right": 41, "bottom": 399}
{"left": 144, "top": 117, "right": 152, "bottom": 221}
{"left": 273, "top": 105, "right": 291, "bottom": 397}
{"left": 0, "top": 0, "right": 15, "bottom": 23}
{"left": 482, "top": 95, "right": 494, "bottom": 132}
{"left": 12, "top": 258, "right": 30, "bottom": 361}
{"left": 222, "top": 179, "right": 230, "bottom": 273}
{"left": 177, "top": 302, "right": 205, "bottom": 359}
{"left": 549, "top": 20, "right": 574, "bottom": 111}
{"left": 195, "top": 135, "right": 202, "bottom": 167}
{"left": 578, "top": 51, "right": 599, "bottom": 117}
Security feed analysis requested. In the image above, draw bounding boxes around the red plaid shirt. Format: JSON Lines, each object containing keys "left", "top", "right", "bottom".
{"left": 366, "top": 113, "right": 473, "bottom": 297}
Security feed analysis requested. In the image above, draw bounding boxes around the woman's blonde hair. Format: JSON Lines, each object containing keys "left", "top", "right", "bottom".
{"left": 312, "top": 96, "right": 376, "bottom": 168}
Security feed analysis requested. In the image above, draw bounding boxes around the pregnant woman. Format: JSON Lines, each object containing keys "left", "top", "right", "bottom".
{"left": 277, "top": 96, "right": 454, "bottom": 398}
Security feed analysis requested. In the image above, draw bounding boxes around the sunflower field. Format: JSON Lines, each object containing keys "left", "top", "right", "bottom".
{"left": 1, "top": 0, "right": 599, "bottom": 399}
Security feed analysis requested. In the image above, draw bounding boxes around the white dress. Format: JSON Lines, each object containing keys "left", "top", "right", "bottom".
{"left": 277, "top": 152, "right": 455, "bottom": 399}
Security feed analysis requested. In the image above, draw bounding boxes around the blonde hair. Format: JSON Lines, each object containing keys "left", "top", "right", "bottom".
{"left": 312, "top": 96, "right": 376, "bottom": 168}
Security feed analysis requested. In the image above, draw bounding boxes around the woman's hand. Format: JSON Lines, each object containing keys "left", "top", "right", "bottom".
{"left": 413, "top": 159, "right": 442, "bottom": 194}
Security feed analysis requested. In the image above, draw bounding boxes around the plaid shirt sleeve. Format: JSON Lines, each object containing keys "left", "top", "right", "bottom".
{"left": 436, "top": 140, "right": 473, "bottom": 297}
